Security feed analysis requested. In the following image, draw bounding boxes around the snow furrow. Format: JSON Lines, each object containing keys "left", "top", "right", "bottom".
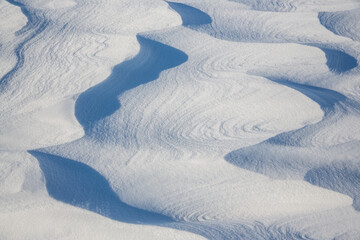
{"left": 0, "top": 0, "right": 48, "bottom": 86}
{"left": 75, "top": 36, "right": 188, "bottom": 131}
{"left": 42, "top": 3, "right": 359, "bottom": 239}
{"left": 0, "top": 0, "right": 27, "bottom": 80}
{"left": 319, "top": 9, "right": 360, "bottom": 42}
{"left": 30, "top": 150, "right": 172, "bottom": 224}
{"left": 1, "top": 0, "right": 360, "bottom": 239}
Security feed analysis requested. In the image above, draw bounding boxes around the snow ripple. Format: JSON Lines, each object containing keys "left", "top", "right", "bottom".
{"left": 319, "top": 9, "right": 360, "bottom": 42}
{"left": 229, "top": 0, "right": 359, "bottom": 12}
{"left": 0, "top": 0, "right": 48, "bottom": 86}
{"left": 305, "top": 162, "right": 360, "bottom": 211}
{"left": 30, "top": 150, "right": 172, "bottom": 224}
{"left": 75, "top": 36, "right": 188, "bottom": 131}
{"left": 2, "top": 0, "right": 360, "bottom": 239}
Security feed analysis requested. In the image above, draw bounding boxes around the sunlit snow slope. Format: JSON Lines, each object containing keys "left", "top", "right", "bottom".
{"left": 1, "top": 0, "right": 360, "bottom": 239}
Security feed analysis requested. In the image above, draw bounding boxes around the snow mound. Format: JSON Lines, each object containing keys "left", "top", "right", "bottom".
{"left": 1, "top": 0, "right": 360, "bottom": 239}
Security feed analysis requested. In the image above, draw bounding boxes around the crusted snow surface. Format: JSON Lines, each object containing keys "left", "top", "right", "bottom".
{"left": 1, "top": 0, "right": 360, "bottom": 239}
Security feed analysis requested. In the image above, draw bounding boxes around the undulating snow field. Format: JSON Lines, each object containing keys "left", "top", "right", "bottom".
{"left": 1, "top": 0, "right": 360, "bottom": 239}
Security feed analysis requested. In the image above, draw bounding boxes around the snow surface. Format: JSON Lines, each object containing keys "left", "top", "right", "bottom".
{"left": 1, "top": 0, "right": 360, "bottom": 239}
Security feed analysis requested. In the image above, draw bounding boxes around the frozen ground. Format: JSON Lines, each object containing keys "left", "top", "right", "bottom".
{"left": 1, "top": 0, "right": 360, "bottom": 239}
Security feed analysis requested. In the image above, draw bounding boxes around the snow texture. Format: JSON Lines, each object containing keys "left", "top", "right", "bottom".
{"left": 1, "top": 0, "right": 360, "bottom": 239}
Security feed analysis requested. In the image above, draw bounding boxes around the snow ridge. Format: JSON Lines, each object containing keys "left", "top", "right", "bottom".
{"left": 1, "top": 0, "right": 360, "bottom": 239}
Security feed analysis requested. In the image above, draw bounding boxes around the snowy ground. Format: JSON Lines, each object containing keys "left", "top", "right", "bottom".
{"left": 1, "top": 0, "right": 360, "bottom": 239}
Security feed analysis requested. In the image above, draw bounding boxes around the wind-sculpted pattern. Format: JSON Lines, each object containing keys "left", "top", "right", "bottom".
{"left": 1, "top": 0, "right": 360, "bottom": 239}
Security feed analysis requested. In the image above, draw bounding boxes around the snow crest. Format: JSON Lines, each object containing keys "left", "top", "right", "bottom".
{"left": 1, "top": 0, "right": 360, "bottom": 239}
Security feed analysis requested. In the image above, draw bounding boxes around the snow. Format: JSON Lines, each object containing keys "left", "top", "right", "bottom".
{"left": 0, "top": 0, "right": 27, "bottom": 79}
{"left": 1, "top": 0, "right": 360, "bottom": 239}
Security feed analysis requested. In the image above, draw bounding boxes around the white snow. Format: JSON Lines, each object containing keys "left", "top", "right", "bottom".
{"left": 1, "top": 0, "right": 360, "bottom": 239}
{"left": 0, "top": 0, "right": 27, "bottom": 78}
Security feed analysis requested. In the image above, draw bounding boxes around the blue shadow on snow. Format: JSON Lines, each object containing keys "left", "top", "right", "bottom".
{"left": 265, "top": 78, "right": 346, "bottom": 146}
{"left": 224, "top": 78, "right": 347, "bottom": 176}
{"left": 167, "top": 1, "right": 212, "bottom": 26}
{"left": 269, "top": 78, "right": 346, "bottom": 113}
{"left": 304, "top": 162, "right": 360, "bottom": 211}
{"left": 1, "top": 0, "right": 48, "bottom": 86}
{"left": 320, "top": 48, "right": 358, "bottom": 74}
{"left": 29, "top": 150, "right": 172, "bottom": 224}
{"left": 75, "top": 36, "right": 188, "bottom": 131}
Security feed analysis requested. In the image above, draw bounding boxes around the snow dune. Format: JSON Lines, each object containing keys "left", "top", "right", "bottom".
{"left": 1, "top": 0, "right": 360, "bottom": 239}
{"left": 319, "top": 9, "right": 360, "bottom": 42}
{"left": 75, "top": 36, "right": 188, "bottom": 130}
{"left": 229, "top": 0, "right": 359, "bottom": 12}
{"left": 30, "top": 150, "right": 172, "bottom": 224}
{"left": 0, "top": 0, "right": 27, "bottom": 80}
{"left": 0, "top": 0, "right": 181, "bottom": 150}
